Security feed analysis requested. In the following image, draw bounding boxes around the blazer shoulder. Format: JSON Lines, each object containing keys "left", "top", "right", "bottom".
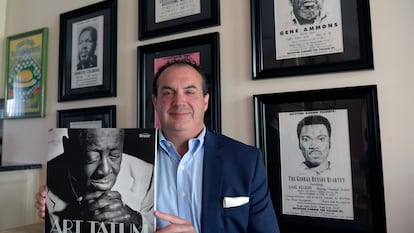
{"left": 205, "top": 130, "right": 261, "bottom": 157}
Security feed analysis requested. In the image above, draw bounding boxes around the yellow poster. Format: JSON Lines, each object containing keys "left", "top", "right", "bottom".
{"left": 5, "top": 28, "right": 48, "bottom": 118}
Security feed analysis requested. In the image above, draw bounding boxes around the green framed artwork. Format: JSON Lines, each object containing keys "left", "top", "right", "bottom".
{"left": 4, "top": 28, "right": 48, "bottom": 118}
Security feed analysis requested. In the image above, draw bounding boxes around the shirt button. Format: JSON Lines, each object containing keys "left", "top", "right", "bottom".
{"left": 180, "top": 165, "right": 185, "bottom": 170}
{"left": 181, "top": 192, "right": 186, "bottom": 197}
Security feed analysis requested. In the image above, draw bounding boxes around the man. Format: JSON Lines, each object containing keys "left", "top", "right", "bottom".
{"left": 296, "top": 115, "right": 332, "bottom": 175}
{"left": 77, "top": 26, "right": 98, "bottom": 70}
{"left": 289, "top": 0, "right": 327, "bottom": 25}
{"left": 151, "top": 59, "right": 279, "bottom": 232}
{"left": 45, "top": 129, "right": 153, "bottom": 232}
{"left": 37, "top": 59, "right": 280, "bottom": 233}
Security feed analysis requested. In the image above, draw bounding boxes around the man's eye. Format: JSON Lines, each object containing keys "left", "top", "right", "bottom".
{"left": 85, "top": 152, "right": 101, "bottom": 163}
{"left": 319, "top": 137, "right": 327, "bottom": 142}
{"left": 110, "top": 151, "right": 121, "bottom": 160}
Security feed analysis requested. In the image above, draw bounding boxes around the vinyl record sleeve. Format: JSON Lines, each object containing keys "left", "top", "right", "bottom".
{"left": 45, "top": 128, "right": 157, "bottom": 233}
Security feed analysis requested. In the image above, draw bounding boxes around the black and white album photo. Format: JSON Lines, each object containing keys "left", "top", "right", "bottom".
{"left": 46, "top": 128, "right": 156, "bottom": 233}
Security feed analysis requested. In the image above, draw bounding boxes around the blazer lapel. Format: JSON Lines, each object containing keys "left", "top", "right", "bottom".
{"left": 201, "top": 130, "right": 223, "bottom": 233}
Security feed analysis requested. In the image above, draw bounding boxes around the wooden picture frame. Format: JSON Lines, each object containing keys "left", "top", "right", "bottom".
{"left": 137, "top": 32, "right": 221, "bottom": 132}
{"left": 58, "top": 0, "right": 117, "bottom": 101}
{"left": 251, "top": 0, "right": 373, "bottom": 79}
{"left": 4, "top": 28, "right": 48, "bottom": 118}
{"left": 254, "top": 85, "right": 386, "bottom": 233}
{"left": 57, "top": 105, "right": 116, "bottom": 128}
{"left": 139, "top": 0, "right": 220, "bottom": 40}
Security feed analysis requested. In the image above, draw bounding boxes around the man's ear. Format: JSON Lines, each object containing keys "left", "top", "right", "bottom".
{"left": 152, "top": 95, "right": 157, "bottom": 108}
{"left": 203, "top": 93, "right": 210, "bottom": 112}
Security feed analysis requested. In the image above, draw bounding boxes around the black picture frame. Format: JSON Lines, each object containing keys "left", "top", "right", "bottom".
{"left": 251, "top": 0, "right": 373, "bottom": 79}
{"left": 58, "top": 0, "right": 117, "bottom": 101}
{"left": 254, "top": 85, "right": 386, "bottom": 233}
{"left": 137, "top": 32, "right": 221, "bottom": 132}
{"left": 57, "top": 105, "right": 116, "bottom": 128}
{"left": 138, "top": 0, "right": 220, "bottom": 40}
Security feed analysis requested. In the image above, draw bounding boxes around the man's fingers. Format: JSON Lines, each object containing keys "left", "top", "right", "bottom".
{"left": 82, "top": 191, "right": 104, "bottom": 203}
{"left": 35, "top": 185, "right": 46, "bottom": 219}
{"left": 39, "top": 185, "right": 47, "bottom": 197}
{"left": 155, "top": 211, "right": 196, "bottom": 233}
{"left": 154, "top": 211, "right": 189, "bottom": 225}
{"left": 83, "top": 190, "right": 121, "bottom": 203}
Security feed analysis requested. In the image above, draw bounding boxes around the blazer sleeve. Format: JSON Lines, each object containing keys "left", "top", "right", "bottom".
{"left": 247, "top": 149, "right": 280, "bottom": 233}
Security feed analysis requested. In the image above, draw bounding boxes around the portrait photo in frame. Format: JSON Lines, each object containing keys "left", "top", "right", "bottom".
{"left": 58, "top": 0, "right": 117, "bottom": 101}
{"left": 137, "top": 32, "right": 221, "bottom": 132}
{"left": 57, "top": 105, "right": 116, "bottom": 128}
{"left": 4, "top": 28, "right": 48, "bottom": 119}
{"left": 251, "top": 0, "right": 373, "bottom": 79}
{"left": 138, "top": 0, "right": 220, "bottom": 40}
{"left": 254, "top": 85, "right": 386, "bottom": 233}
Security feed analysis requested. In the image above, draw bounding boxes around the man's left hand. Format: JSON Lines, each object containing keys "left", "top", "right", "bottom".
{"left": 155, "top": 211, "right": 195, "bottom": 233}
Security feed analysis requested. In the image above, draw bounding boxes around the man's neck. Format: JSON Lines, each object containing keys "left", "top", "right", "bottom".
{"left": 161, "top": 127, "right": 205, "bottom": 157}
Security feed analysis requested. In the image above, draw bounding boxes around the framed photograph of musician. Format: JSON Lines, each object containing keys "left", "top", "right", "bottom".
{"left": 254, "top": 85, "right": 386, "bottom": 233}
{"left": 251, "top": 0, "right": 373, "bottom": 79}
{"left": 57, "top": 105, "right": 116, "bottom": 128}
{"left": 137, "top": 32, "right": 221, "bottom": 132}
{"left": 139, "top": 0, "right": 220, "bottom": 40}
{"left": 58, "top": 0, "right": 117, "bottom": 101}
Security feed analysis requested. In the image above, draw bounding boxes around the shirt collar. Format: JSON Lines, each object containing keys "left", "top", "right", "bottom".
{"left": 159, "top": 127, "right": 206, "bottom": 160}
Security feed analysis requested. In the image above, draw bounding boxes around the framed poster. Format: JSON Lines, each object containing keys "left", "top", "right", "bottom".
{"left": 57, "top": 105, "right": 116, "bottom": 128}
{"left": 253, "top": 85, "right": 386, "bottom": 233}
{"left": 138, "top": 0, "right": 220, "bottom": 40}
{"left": 251, "top": 0, "right": 373, "bottom": 79}
{"left": 137, "top": 32, "right": 221, "bottom": 132}
{"left": 4, "top": 28, "right": 48, "bottom": 119}
{"left": 58, "top": 0, "right": 117, "bottom": 101}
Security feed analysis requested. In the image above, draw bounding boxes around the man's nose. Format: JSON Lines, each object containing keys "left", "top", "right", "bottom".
{"left": 97, "top": 155, "right": 111, "bottom": 175}
{"left": 309, "top": 140, "right": 319, "bottom": 148}
{"left": 173, "top": 92, "right": 186, "bottom": 105}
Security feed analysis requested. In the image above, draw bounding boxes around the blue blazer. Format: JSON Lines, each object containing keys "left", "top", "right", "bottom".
{"left": 201, "top": 130, "right": 280, "bottom": 233}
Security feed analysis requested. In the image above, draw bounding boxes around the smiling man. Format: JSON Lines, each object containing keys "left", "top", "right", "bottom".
{"left": 45, "top": 128, "right": 153, "bottom": 232}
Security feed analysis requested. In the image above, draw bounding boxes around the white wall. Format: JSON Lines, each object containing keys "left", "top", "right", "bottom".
{"left": 0, "top": 0, "right": 6, "bottom": 97}
{"left": 2, "top": 0, "right": 414, "bottom": 232}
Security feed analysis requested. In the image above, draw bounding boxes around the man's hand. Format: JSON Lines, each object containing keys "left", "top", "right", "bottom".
{"left": 82, "top": 190, "right": 142, "bottom": 225}
{"left": 34, "top": 185, "right": 46, "bottom": 219}
{"left": 155, "top": 211, "right": 195, "bottom": 233}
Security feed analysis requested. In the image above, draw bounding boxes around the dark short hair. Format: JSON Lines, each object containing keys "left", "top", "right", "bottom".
{"left": 152, "top": 58, "right": 209, "bottom": 96}
{"left": 78, "top": 26, "right": 97, "bottom": 45}
{"left": 296, "top": 115, "right": 331, "bottom": 138}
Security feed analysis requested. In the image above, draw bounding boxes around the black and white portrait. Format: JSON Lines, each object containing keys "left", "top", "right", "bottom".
{"left": 278, "top": 109, "right": 354, "bottom": 220}
{"left": 274, "top": 0, "right": 344, "bottom": 60}
{"left": 71, "top": 16, "right": 104, "bottom": 89}
{"left": 46, "top": 128, "right": 155, "bottom": 233}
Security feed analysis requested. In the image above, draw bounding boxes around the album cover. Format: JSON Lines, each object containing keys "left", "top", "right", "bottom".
{"left": 46, "top": 128, "right": 157, "bottom": 233}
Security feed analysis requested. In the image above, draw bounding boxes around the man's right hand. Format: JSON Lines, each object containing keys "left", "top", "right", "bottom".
{"left": 35, "top": 185, "right": 46, "bottom": 219}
